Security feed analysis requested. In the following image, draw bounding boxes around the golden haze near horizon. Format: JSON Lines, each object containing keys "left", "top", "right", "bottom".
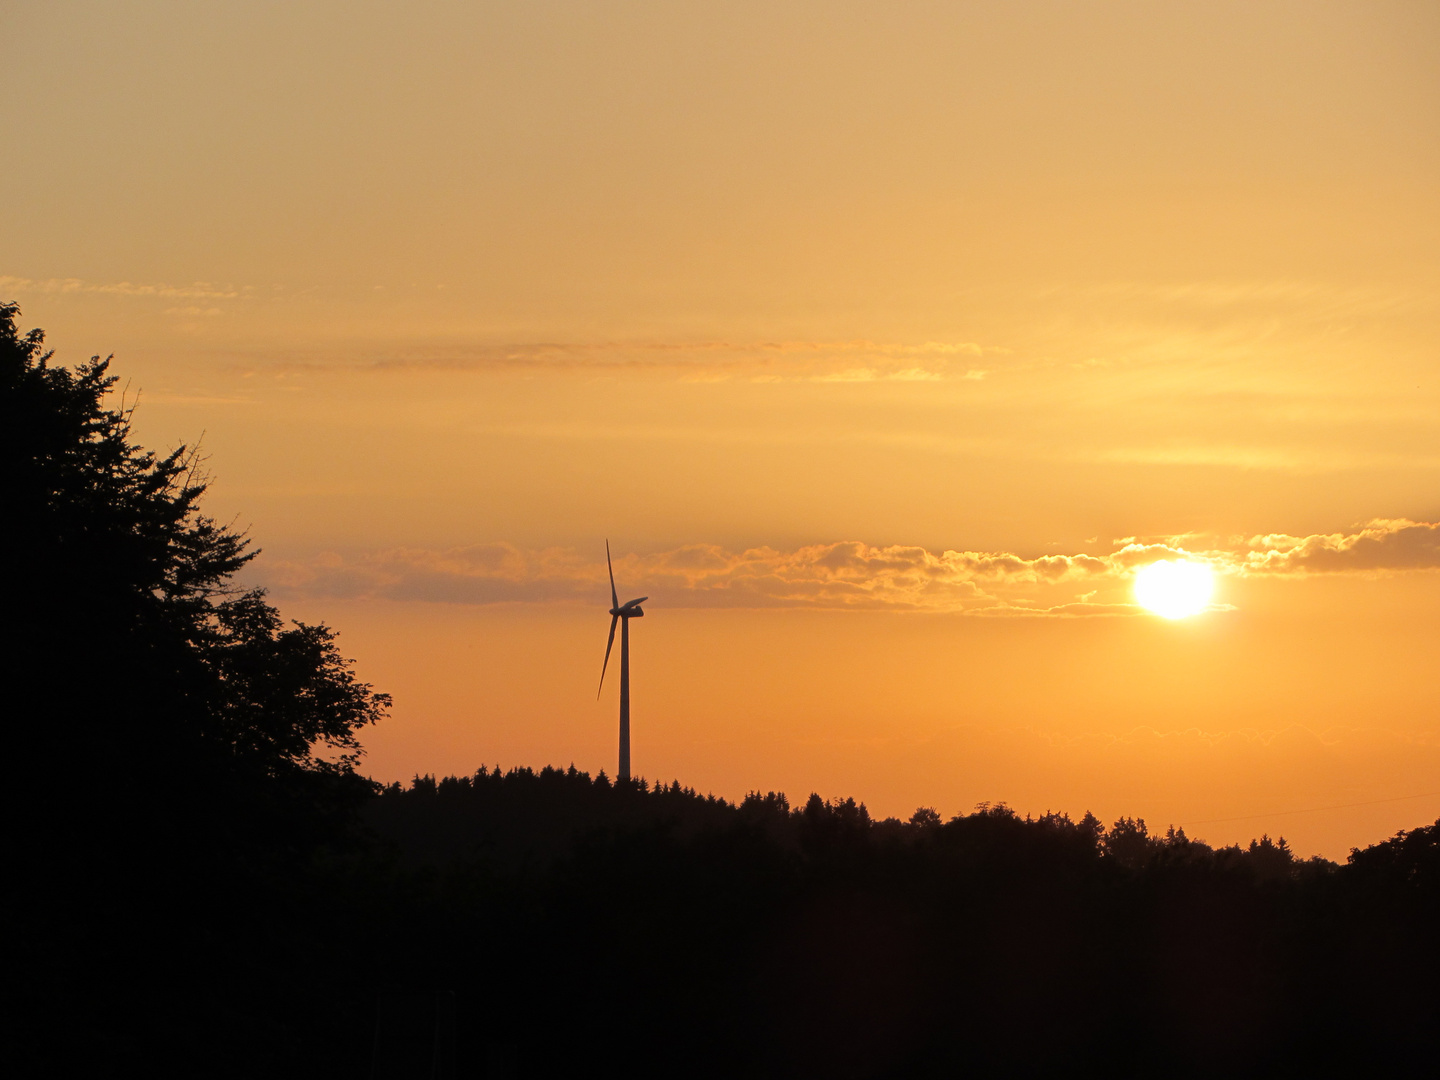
{"left": 4, "top": 1, "right": 1439, "bottom": 858}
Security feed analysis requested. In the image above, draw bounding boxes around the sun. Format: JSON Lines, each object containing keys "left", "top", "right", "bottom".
{"left": 1133, "top": 560, "right": 1214, "bottom": 619}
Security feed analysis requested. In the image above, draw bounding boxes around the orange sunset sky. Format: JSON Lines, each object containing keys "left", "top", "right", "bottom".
{"left": 4, "top": 1, "right": 1439, "bottom": 858}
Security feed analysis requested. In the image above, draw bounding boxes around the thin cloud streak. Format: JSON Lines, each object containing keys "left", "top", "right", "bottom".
{"left": 236, "top": 338, "right": 1002, "bottom": 383}
{"left": 0, "top": 274, "right": 246, "bottom": 300}
{"left": 261, "top": 520, "right": 1440, "bottom": 614}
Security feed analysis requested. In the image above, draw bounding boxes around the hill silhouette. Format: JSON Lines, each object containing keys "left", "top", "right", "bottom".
{"left": 6, "top": 300, "right": 1438, "bottom": 1077}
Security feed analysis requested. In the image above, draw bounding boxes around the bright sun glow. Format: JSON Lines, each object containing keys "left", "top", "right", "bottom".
{"left": 1133, "top": 560, "right": 1215, "bottom": 619}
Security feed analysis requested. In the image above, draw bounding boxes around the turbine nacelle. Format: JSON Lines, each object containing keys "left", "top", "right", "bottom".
{"left": 610, "top": 597, "right": 647, "bottom": 618}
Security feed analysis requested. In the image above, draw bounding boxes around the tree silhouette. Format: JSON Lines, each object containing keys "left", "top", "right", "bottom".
{"left": 2, "top": 301, "right": 387, "bottom": 805}
{"left": 6, "top": 300, "right": 393, "bottom": 1074}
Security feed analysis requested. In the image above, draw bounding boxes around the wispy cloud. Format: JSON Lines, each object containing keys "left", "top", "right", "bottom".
{"left": 258, "top": 520, "right": 1440, "bottom": 615}
{"left": 237, "top": 338, "right": 1003, "bottom": 383}
{"left": 0, "top": 275, "right": 246, "bottom": 300}
{"left": 1067, "top": 279, "right": 1429, "bottom": 317}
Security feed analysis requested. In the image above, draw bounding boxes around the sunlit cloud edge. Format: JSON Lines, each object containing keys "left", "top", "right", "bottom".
{"left": 256, "top": 519, "right": 1440, "bottom": 615}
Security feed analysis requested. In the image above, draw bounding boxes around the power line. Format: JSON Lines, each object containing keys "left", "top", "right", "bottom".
{"left": 1180, "top": 790, "right": 1440, "bottom": 828}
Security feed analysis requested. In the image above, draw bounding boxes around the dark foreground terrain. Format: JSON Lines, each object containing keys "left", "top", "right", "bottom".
{"left": 359, "top": 768, "right": 1440, "bottom": 1078}
{"left": 19, "top": 764, "right": 1440, "bottom": 1078}
{"left": 7, "top": 300, "right": 1437, "bottom": 1077}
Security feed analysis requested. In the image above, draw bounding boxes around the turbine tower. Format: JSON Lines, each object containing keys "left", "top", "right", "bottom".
{"left": 597, "top": 540, "right": 647, "bottom": 781}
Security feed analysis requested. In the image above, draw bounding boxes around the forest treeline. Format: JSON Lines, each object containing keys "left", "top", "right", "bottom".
{"left": 359, "top": 766, "right": 1438, "bottom": 1077}
{"left": 7, "top": 299, "right": 1438, "bottom": 1078}
{"left": 371, "top": 762, "right": 1313, "bottom": 879}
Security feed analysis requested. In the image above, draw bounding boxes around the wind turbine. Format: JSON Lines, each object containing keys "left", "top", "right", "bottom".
{"left": 597, "top": 540, "right": 647, "bottom": 781}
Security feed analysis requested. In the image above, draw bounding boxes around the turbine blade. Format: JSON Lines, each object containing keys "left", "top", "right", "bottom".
{"left": 597, "top": 614, "right": 618, "bottom": 697}
{"left": 606, "top": 539, "right": 618, "bottom": 609}
{"left": 624, "top": 597, "right": 648, "bottom": 608}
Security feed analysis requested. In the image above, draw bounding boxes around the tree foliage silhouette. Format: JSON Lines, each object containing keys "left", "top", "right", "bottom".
{"left": 7, "top": 299, "right": 392, "bottom": 1075}
{"left": 2, "top": 300, "right": 388, "bottom": 800}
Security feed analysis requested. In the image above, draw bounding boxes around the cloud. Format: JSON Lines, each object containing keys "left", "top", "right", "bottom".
{"left": 1239, "top": 519, "right": 1440, "bottom": 574}
{"left": 1071, "top": 279, "right": 1427, "bottom": 316}
{"left": 1103, "top": 520, "right": 1440, "bottom": 578}
{"left": 0, "top": 275, "right": 244, "bottom": 300}
{"left": 263, "top": 539, "right": 1159, "bottom": 614}
{"left": 235, "top": 338, "right": 1007, "bottom": 383}
{"left": 259, "top": 519, "right": 1440, "bottom": 614}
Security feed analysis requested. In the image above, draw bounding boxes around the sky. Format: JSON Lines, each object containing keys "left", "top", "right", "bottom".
{"left": 4, "top": 0, "right": 1439, "bottom": 857}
